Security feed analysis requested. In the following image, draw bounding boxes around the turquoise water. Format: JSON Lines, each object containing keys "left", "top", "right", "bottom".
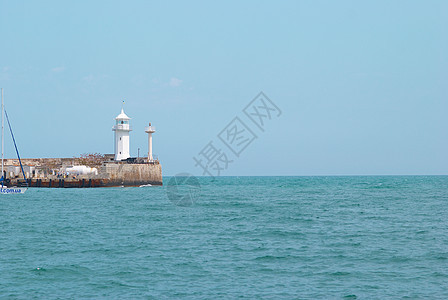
{"left": 0, "top": 176, "right": 447, "bottom": 299}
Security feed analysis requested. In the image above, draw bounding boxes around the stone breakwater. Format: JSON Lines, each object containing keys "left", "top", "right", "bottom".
{"left": 4, "top": 157, "right": 163, "bottom": 187}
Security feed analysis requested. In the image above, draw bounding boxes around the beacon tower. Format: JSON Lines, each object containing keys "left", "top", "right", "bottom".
{"left": 145, "top": 123, "right": 156, "bottom": 161}
{"left": 113, "top": 108, "right": 132, "bottom": 161}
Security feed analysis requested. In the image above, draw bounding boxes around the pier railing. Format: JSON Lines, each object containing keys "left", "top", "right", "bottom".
{"left": 123, "top": 156, "right": 160, "bottom": 164}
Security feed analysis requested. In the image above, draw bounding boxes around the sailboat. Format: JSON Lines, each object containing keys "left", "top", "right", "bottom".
{"left": 0, "top": 88, "right": 27, "bottom": 194}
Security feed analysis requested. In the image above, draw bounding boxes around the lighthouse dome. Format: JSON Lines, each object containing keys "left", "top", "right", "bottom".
{"left": 115, "top": 108, "right": 130, "bottom": 120}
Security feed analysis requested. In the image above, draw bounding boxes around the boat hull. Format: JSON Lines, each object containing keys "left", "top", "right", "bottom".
{"left": 0, "top": 187, "right": 27, "bottom": 194}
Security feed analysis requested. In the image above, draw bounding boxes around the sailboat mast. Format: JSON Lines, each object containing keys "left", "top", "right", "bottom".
{"left": 1, "top": 88, "right": 4, "bottom": 183}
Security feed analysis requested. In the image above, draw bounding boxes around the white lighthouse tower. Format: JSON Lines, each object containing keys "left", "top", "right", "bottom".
{"left": 145, "top": 123, "right": 156, "bottom": 161}
{"left": 112, "top": 108, "right": 132, "bottom": 161}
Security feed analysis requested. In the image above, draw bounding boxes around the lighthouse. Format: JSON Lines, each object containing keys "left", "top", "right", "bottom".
{"left": 145, "top": 123, "right": 156, "bottom": 161}
{"left": 112, "top": 108, "right": 132, "bottom": 161}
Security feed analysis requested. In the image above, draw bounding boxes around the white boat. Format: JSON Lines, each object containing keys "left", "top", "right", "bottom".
{"left": 0, "top": 186, "right": 26, "bottom": 194}
{"left": 0, "top": 88, "right": 27, "bottom": 194}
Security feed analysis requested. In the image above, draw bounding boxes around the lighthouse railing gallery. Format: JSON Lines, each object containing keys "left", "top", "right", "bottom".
{"left": 112, "top": 124, "right": 132, "bottom": 131}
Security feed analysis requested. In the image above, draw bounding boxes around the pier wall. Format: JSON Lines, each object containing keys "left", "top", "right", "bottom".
{"left": 4, "top": 157, "right": 163, "bottom": 187}
{"left": 101, "top": 162, "right": 163, "bottom": 186}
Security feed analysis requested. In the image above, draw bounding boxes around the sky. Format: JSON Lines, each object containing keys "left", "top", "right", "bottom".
{"left": 0, "top": 0, "right": 447, "bottom": 176}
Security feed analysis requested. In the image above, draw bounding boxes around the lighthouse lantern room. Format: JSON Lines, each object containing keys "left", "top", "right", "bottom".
{"left": 112, "top": 108, "right": 132, "bottom": 161}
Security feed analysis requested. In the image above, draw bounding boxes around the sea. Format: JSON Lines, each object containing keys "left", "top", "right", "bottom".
{"left": 0, "top": 176, "right": 447, "bottom": 299}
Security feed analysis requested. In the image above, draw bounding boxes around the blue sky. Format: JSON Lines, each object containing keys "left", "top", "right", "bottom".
{"left": 0, "top": 0, "right": 447, "bottom": 175}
